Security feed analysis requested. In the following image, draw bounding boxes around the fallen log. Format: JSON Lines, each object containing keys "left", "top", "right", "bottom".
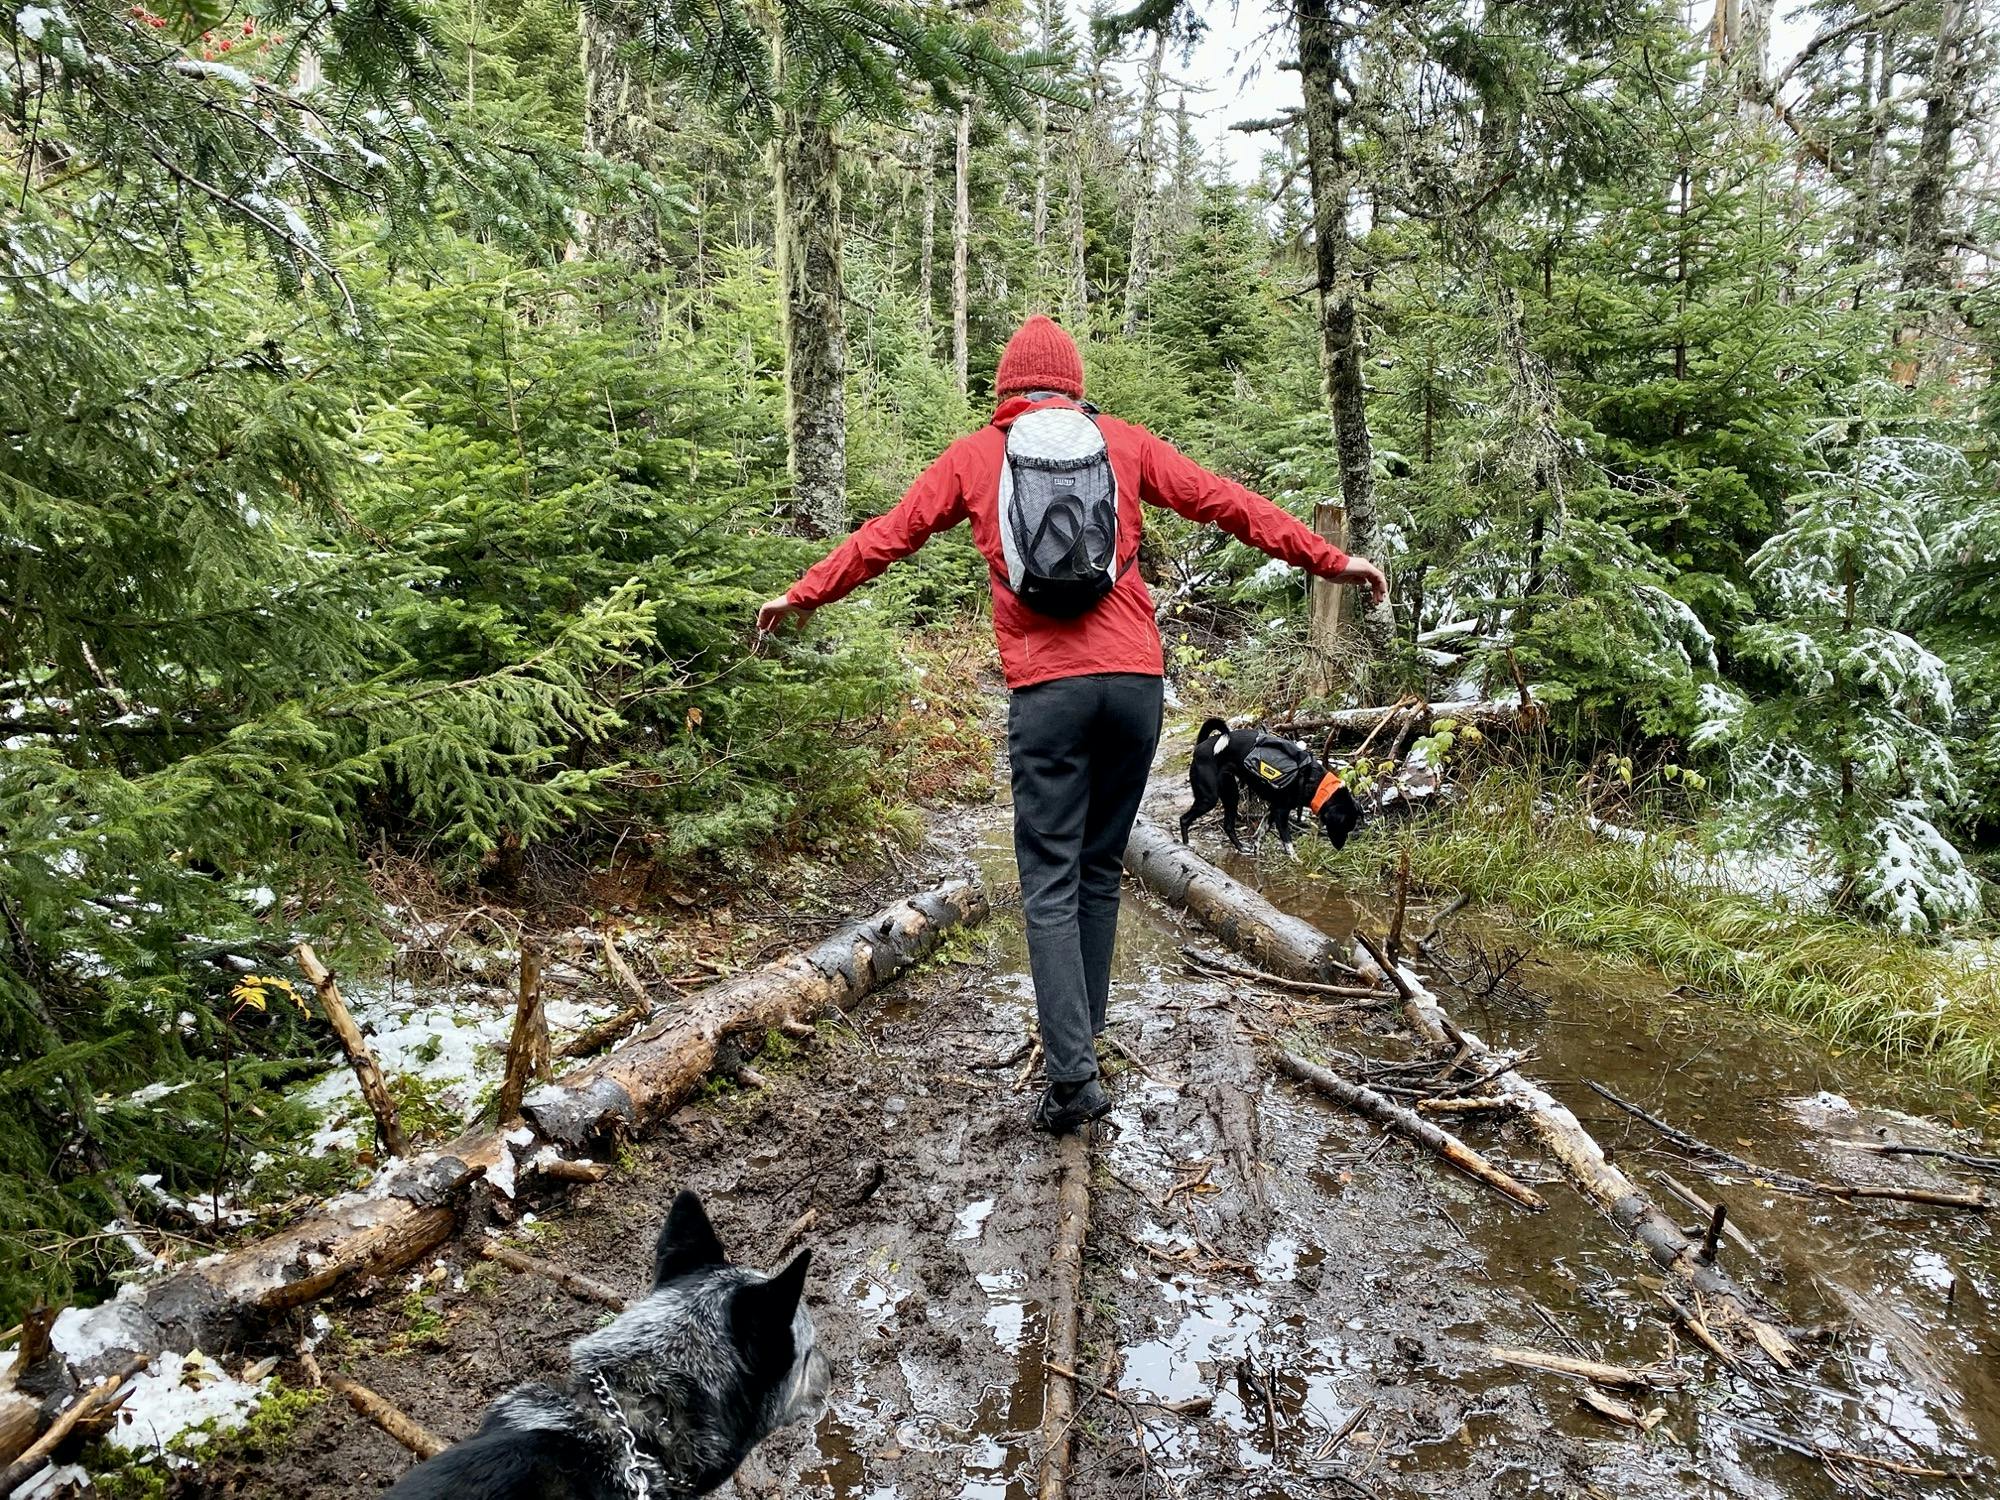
{"left": 1271, "top": 696, "right": 1538, "bottom": 741}
{"left": 294, "top": 943, "right": 409, "bottom": 1158}
{"left": 479, "top": 1241, "right": 627, "bottom": 1310}
{"left": 1588, "top": 1082, "right": 1992, "bottom": 1212}
{"left": 329, "top": 1374, "right": 448, "bottom": 1459}
{"left": 49, "top": 881, "right": 987, "bottom": 1380}
{"left": 1849, "top": 1141, "right": 2000, "bottom": 1176}
{"left": 1120, "top": 828, "right": 1797, "bottom": 1371}
{"left": 1382, "top": 962, "right": 1797, "bottom": 1370}
{"left": 1038, "top": 1133, "right": 1091, "bottom": 1500}
{"left": 1180, "top": 946, "right": 1386, "bottom": 998}
{"left": 1124, "top": 820, "right": 1351, "bottom": 983}
{"left": 1278, "top": 1051, "right": 1546, "bottom": 1212}
{"left": 1482, "top": 1344, "right": 1681, "bottom": 1390}
{"left": 0, "top": 1354, "right": 147, "bottom": 1494}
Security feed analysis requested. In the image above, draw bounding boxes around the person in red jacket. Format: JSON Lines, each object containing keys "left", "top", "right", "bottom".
{"left": 759, "top": 316, "right": 1386, "bottom": 1132}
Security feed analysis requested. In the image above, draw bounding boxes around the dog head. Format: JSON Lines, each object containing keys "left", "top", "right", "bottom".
{"left": 567, "top": 1190, "right": 833, "bottom": 1494}
{"left": 1315, "top": 778, "right": 1363, "bottom": 850}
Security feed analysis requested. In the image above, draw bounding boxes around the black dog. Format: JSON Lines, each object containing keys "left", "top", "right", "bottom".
{"left": 385, "top": 1190, "right": 832, "bottom": 1499}
{"left": 1181, "top": 717, "right": 1363, "bottom": 856}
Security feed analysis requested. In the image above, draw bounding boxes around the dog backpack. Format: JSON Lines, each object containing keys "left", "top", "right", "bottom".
{"left": 995, "top": 403, "right": 1121, "bottom": 618}
{"left": 1241, "top": 732, "right": 1310, "bottom": 793}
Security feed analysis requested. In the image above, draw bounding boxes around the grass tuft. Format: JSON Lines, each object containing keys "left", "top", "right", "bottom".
{"left": 1304, "top": 773, "right": 2000, "bottom": 1091}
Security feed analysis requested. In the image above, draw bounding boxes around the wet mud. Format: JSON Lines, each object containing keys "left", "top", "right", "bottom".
{"left": 181, "top": 788, "right": 1997, "bottom": 1500}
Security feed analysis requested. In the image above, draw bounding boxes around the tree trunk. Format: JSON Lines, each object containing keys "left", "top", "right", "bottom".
{"left": 1066, "top": 113, "right": 1090, "bottom": 330}
{"left": 952, "top": 102, "right": 972, "bottom": 396}
{"left": 580, "top": 11, "right": 663, "bottom": 329}
{"left": 47, "top": 882, "right": 987, "bottom": 1379}
{"left": 773, "top": 47, "right": 848, "bottom": 535}
{"left": 1901, "top": 0, "right": 1966, "bottom": 295}
{"left": 1296, "top": 0, "right": 1385, "bottom": 631}
{"left": 1120, "top": 28, "right": 1168, "bottom": 337}
{"left": 917, "top": 113, "right": 938, "bottom": 349}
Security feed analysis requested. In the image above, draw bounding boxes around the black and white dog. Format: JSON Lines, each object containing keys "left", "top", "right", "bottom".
{"left": 1180, "top": 717, "right": 1363, "bottom": 856}
{"left": 386, "top": 1190, "right": 832, "bottom": 1499}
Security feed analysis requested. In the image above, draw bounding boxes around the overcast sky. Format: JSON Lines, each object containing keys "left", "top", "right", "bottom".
{"left": 1086, "top": 3, "right": 1822, "bottom": 185}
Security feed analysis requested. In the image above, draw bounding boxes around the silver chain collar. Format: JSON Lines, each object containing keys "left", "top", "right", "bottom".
{"left": 584, "top": 1367, "right": 676, "bottom": 1500}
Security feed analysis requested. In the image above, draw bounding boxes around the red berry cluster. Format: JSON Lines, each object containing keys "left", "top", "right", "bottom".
{"left": 195, "top": 16, "right": 283, "bottom": 60}
{"left": 128, "top": 4, "right": 170, "bottom": 28}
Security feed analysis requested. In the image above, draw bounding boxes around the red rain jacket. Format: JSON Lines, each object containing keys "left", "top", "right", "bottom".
{"left": 786, "top": 395, "right": 1353, "bottom": 691}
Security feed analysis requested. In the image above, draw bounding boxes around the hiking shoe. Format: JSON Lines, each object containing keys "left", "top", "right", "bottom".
{"left": 1034, "top": 1077, "right": 1112, "bottom": 1134}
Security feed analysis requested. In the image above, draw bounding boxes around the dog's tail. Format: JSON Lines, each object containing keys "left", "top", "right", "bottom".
{"left": 1196, "top": 716, "right": 1232, "bottom": 745}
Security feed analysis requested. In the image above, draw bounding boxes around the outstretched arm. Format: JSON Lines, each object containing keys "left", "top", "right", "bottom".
{"left": 757, "top": 450, "right": 970, "bottom": 632}
{"left": 1137, "top": 429, "right": 1387, "bottom": 604}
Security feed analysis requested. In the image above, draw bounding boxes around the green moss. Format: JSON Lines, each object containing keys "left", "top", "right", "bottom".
{"left": 387, "top": 1288, "right": 450, "bottom": 1353}
{"left": 87, "top": 1382, "right": 327, "bottom": 1498}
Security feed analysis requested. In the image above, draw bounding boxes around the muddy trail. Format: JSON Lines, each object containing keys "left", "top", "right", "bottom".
{"left": 189, "top": 780, "right": 1999, "bottom": 1500}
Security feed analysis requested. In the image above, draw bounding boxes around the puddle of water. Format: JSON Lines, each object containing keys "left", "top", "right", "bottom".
{"left": 954, "top": 1197, "right": 997, "bottom": 1242}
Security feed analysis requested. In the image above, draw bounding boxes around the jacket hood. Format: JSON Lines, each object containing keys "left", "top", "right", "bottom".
{"left": 991, "top": 393, "right": 1084, "bottom": 430}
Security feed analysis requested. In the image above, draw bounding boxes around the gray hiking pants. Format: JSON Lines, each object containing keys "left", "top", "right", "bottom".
{"left": 1007, "top": 672, "right": 1164, "bottom": 1084}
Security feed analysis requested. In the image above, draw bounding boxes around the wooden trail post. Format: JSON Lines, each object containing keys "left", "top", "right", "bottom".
{"left": 294, "top": 943, "right": 409, "bottom": 1158}
{"left": 1308, "top": 500, "right": 1349, "bottom": 694}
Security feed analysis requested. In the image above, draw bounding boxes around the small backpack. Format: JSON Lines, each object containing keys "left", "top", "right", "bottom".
{"left": 1241, "top": 733, "right": 1309, "bottom": 793}
{"left": 995, "top": 403, "right": 1122, "bottom": 618}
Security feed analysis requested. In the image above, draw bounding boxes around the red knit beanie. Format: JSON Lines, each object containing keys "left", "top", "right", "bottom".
{"left": 994, "top": 315, "right": 1085, "bottom": 399}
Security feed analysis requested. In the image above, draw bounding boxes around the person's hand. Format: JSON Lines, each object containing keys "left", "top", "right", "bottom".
{"left": 1334, "top": 557, "right": 1389, "bottom": 606}
{"left": 756, "top": 595, "right": 814, "bottom": 635}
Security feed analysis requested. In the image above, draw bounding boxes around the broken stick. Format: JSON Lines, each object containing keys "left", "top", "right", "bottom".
{"left": 329, "top": 1373, "right": 448, "bottom": 1459}
{"left": 1278, "top": 1050, "right": 1546, "bottom": 1212}
{"left": 496, "top": 938, "right": 549, "bottom": 1123}
{"left": 1038, "top": 1132, "right": 1091, "bottom": 1500}
{"left": 1483, "top": 1344, "right": 1681, "bottom": 1390}
{"left": 479, "top": 1241, "right": 627, "bottom": 1310}
{"left": 294, "top": 943, "right": 408, "bottom": 1158}
{"left": 0, "top": 1354, "right": 147, "bottom": 1494}
{"left": 557, "top": 933, "right": 655, "bottom": 1059}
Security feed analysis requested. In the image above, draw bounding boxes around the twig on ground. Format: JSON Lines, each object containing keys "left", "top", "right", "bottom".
{"left": 0, "top": 1355, "right": 148, "bottom": 1493}
{"left": 480, "top": 1240, "right": 627, "bottom": 1310}
{"left": 329, "top": 1373, "right": 448, "bottom": 1459}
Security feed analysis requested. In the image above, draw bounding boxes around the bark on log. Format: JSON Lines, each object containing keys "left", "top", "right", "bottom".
{"left": 1277, "top": 1051, "right": 1546, "bottom": 1212}
{"left": 329, "top": 1374, "right": 448, "bottom": 1459}
{"left": 50, "top": 882, "right": 987, "bottom": 1380}
{"left": 1122, "top": 830, "right": 1796, "bottom": 1370}
{"left": 294, "top": 943, "right": 409, "bottom": 1158}
{"left": 1124, "top": 820, "right": 1350, "bottom": 983}
{"left": 1037, "top": 1132, "right": 1091, "bottom": 1500}
{"left": 0, "top": 1393, "right": 37, "bottom": 1470}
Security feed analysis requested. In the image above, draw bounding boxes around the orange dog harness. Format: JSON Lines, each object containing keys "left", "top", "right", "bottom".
{"left": 1308, "top": 771, "right": 1345, "bottom": 814}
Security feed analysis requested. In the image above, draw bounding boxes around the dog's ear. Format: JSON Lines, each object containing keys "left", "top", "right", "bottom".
{"left": 653, "top": 1189, "right": 728, "bottom": 1287}
{"left": 729, "top": 1250, "right": 812, "bottom": 1378}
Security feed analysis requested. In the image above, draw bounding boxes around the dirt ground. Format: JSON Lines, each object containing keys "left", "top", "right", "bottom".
{"left": 169, "top": 775, "right": 1997, "bottom": 1500}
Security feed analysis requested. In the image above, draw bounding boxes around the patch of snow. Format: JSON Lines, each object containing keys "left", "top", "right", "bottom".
{"left": 13, "top": 1464, "right": 89, "bottom": 1500}
{"left": 104, "top": 1350, "right": 271, "bottom": 1462}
